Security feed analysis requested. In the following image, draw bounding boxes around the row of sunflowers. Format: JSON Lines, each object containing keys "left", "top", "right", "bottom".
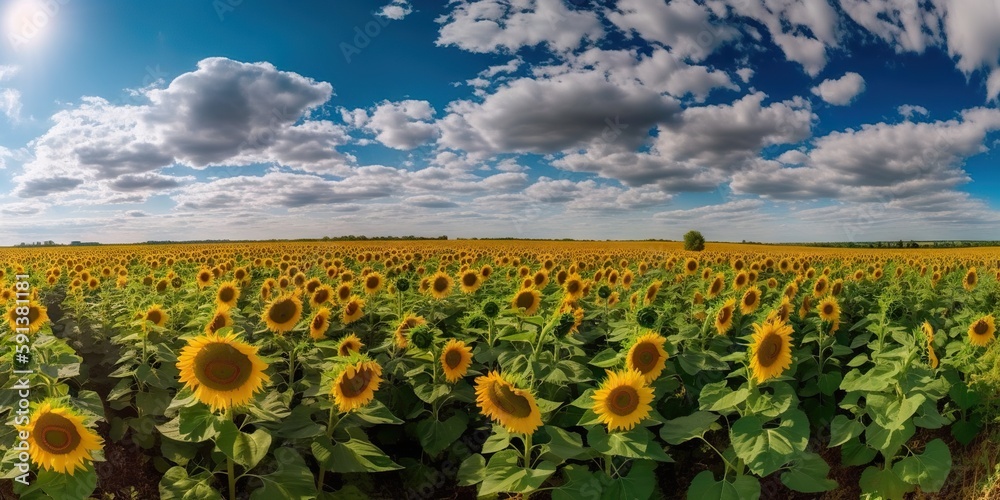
{"left": 0, "top": 240, "right": 998, "bottom": 499}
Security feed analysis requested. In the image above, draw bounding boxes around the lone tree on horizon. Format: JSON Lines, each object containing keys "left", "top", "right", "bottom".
{"left": 683, "top": 230, "right": 706, "bottom": 251}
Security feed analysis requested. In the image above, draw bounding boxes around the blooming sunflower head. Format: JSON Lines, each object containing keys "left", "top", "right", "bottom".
{"left": 263, "top": 292, "right": 303, "bottom": 334}
{"left": 8, "top": 301, "right": 50, "bottom": 335}
{"left": 968, "top": 315, "right": 996, "bottom": 347}
{"left": 176, "top": 331, "right": 271, "bottom": 413}
{"left": 740, "top": 286, "right": 762, "bottom": 315}
{"left": 626, "top": 332, "right": 668, "bottom": 383}
{"left": 215, "top": 281, "right": 240, "bottom": 310}
{"left": 205, "top": 308, "right": 233, "bottom": 335}
{"left": 329, "top": 356, "right": 383, "bottom": 413}
{"left": 964, "top": 268, "right": 978, "bottom": 291}
{"left": 748, "top": 319, "right": 794, "bottom": 384}
{"left": 336, "top": 333, "right": 364, "bottom": 357}
{"left": 341, "top": 295, "right": 365, "bottom": 325}
{"left": 817, "top": 296, "right": 840, "bottom": 324}
{"left": 429, "top": 271, "right": 453, "bottom": 300}
{"left": 394, "top": 313, "right": 427, "bottom": 349}
{"left": 309, "top": 307, "right": 332, "bottom": 341}
{"left": 511, "top": 288, "right": 541, "bottom": 316}
{"left": 592, "top": 369, "right": 655, "bottom": 432}
{"left": 143, "top": 304, "right": 168, "bottom": 330}
{"left": 440, "top": 339, "right": 473, "bottom": 383}
{"left": 17, "top": 400, "right": 103, "bottom": 475}
{"left": 474, "top": 371, "right": 543, "bottom": 435}
{"left": 459, "top": 270, "right": 482, "bottom": 294}
{"left": 715, "top": 299, "right": 736, "bottom": 336}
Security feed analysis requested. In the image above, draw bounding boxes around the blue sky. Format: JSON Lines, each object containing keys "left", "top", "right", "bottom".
{"left": 1, "top": 0, "right": 999, "bottom": 244}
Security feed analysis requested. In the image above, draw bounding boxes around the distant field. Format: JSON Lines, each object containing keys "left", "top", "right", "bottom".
{"left": 2, "top": 241, "right": 998, "bottom": 499}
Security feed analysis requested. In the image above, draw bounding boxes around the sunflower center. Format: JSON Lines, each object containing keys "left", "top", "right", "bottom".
{"left": 28, "top": 306, "right": 40, "bottom": 323}
{"left": 516, "top": 292, "right": 535, "bottom": 309}
{"left": 312, "top": 315, "right": 326, "bottom": 330}
{"left": 433, "top": 277, "right": 449, "bottom": 293}
{"left": 366, "top": 276, "right": 379, "bottom": 289}
{"left": 822, "top": 304, "right": 834, "bottom": 316}
{"left": 711, "top": 281, "right": 722, "bottom": 295}
{"left": 35, "top": 413, "right": 82, "bottom": 455}
{"left": 194, "top": 343, "right": 254, "bottom": 391}
{"left": 339, "top": 367, "right": 374, "bottom": 398}
{"left": 314, "top": 289, "right": 330, "bottom": 304}
{"left": 338, "top": 287, "right": 351, "bottom": 301}
{"left": 209, "top": 313, "right": 228, "bottom": 333}
{"left": 445, "top": 349, "right": 463, "bottom": 369}
{"left": 463, "top": 273, "right": 478, "bottom": 287}
{"left": 736, "top": 276, "right": 746, "bottom": 286}
{"left": 608, "top": 386, "right": 640, "bottom": 416}
{"left": 268, "top": 299, "right": 298, "bottom": 324}
{"left": 346, "top": 302, "right": 359, "bottom": 315}
{"left": 718, "top": 307, "right": 732, "bottom": 325}
{"left": 567, "top": 281, "right": 580, "bottom": 294}
{"left": 339, "top": 341, "right": 358, "bottom": 356}
{"left": 219, "top": 287, "right": 235, "bottom": 303}
{"left": 631, "top": 343, "right": 660, "bottom": 373}
{"left": 487, "top": 381, "right": 533, "bottom": 418}
{"left": 756, "top": 333, "right": 783, "bottom": 368}
{"left": 974, "top": 321, "right": 988, "bottom": 336}
{"left": 744, "top": 293, "right": 757, "bottom": 307}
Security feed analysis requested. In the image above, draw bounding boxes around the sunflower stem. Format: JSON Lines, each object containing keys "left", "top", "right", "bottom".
{"left": 317, "top": 406, "right": 339, "bottom": 492}
{"left": 603, "top": 453, "right": 613, "bottom": 477}
{"left": 287, "top": 345, "right": 297, "bottom": 388}
{"left": 521, "top": 433, "right": 533, "bottom": 468}
{"left": 224, "top": 408, "right": 237, "bottom": 500}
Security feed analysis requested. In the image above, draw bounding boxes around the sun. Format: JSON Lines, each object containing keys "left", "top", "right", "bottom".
{"left": 5, "top": 0, "right": 59, "bottom": 51}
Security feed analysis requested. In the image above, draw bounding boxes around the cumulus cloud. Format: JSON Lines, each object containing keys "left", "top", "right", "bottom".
{"left": 811, "top": 72, "right": 866, "bottom": 105}
{"left": 435, "top": 0, "right": 604, "bottom": 54}
{"left": 378, "top": 0, "right": 413, "bottom": 20}
{"left": 351, "top": 100, "right": 439, "bottom": 150}
{"left": 607, "top": 0, "right": 740, "bottom": 62}
{"left": 1, "top": 88, "right": 21, "bottom": 121}
{"left": 897, "top": 104, "right": 929, "bottom": 119}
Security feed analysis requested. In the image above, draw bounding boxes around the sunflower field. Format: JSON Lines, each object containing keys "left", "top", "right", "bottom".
{"left": 0, "top": 241, "right": 999, "bottom": 499}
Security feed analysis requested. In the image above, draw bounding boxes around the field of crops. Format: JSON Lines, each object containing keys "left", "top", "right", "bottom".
{"left": 0, "top": 240, "right": 998, "bottom": 499}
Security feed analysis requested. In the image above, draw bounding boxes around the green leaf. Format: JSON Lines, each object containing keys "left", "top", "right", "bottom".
{"left": 479, "top": 449, "right": 556, "bottom": 496}
{"left": 416, "top": 413, "right": 469, "bottom": 456}
{"left": 730, "top": 409, "right": 809, "bottom": 476}
{"left": 891, "top": 439, "right": 952, "bottom": 493}
{"left": 780, "top": 452, "right": 837, "bottom": 493}
{"left": 951, "top": 417, "right": 981, "bottom": 446}
{"left": 949, "top": 381, "right": 981, "bottom": 410}
{"left": 829, "top": 414, "right": 864, "bottom": 447}
{"left": 743, "top": 382, "right": 797, "bottom": 418}
{"left": 482, "top": 425, "right": 511, "bottom": 454}
{"left": 603, "top": 459, "right": 656, "bottom": 500}
{"left": 312, "top": 436, "right": 403, "bottom": 473}
{"left": 589, "top": 348, "right": 621, "bottom": 368}
{"left": 267, "top": 404, "right": 323, "bottom": 439}
{"left": 159, "top": 466, "right": 222, "bottom": 500}
{"left": 699, "top": 381, "right": 749, "bottom": 415}
{"left": 23, "top": 464, "right": 99, "bottom": 500}
{"left": 865, "top": 419, "right": 915, "bottom": 459}
{"left": 552, "top": 464, "right": 604, "bottom": 500}
{"left": 352, "top": 399, "right": 404, "bottom": 425}
{"left": 136, "top": 387, "right": 172, "bottom": 417}
{"left": 588, "top": 426, "right": 672, "bottom": 462}
{"left": 250, "top": 447, "right": 317, "bottom": 500}
{"left": 539, "top": 425, "right": 587, "bottom": 464}
{"left": 859, "top": 465, "right": 912, "bottom": 500}
{"left": 457, "top": 454, "right": 486, "bottom": 486}
{"left": 215, "top": 420, "right": 272, "bottom": 470}
{"left": 687, "top": 470, "right": 761, "bottom": 500}
{"left": 659, "top": 411, "right": 720, "bottom": 445}
{"left": 817, "top": 372, "right": 842, "bottom": 396}
{"left": 841, "top": 436, "right": 877, "bottom": 466}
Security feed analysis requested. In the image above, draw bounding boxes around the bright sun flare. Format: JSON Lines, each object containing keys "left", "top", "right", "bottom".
{"left": 4, "top": 0, "right": 59, "bottom": 50}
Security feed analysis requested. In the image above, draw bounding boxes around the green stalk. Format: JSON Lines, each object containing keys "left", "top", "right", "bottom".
{"left": 522, "top": 432, "right": 533, "bottom": 468}
{"left": 224, "top": 409, "right": 236, "bottom": 500}
{"left": 316, "top": 405, "right": 339, "bottom": 491}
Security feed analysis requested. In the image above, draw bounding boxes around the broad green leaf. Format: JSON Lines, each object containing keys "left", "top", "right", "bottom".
{"left": 780, "top": 452, "right": 838, "bottom": 493}
{"left": 482, "top": 425, "right": 511, "bottom": 454}
{"left": 730, "top": 409, "right": 809, "bottom": 476}
{"left": 551, "top": 464, "right": 604, "bottom": 500}
{"left": 250, "top": 447, "right": 316, "bottom": 500}
{"left": 539, "top": 425, "right": 586, "bottom": 463}
{"left": 416, "top": 413, "right": 469, "bottom": 456}
{"left": 457, "top": 454, "right": 486, "bottom": 486}
{"left": 215, "top": 420, "right": 271, "bottom": 470}
{"left": 159, "top": 466, "right": 221, "bottom": 500}
{"left": 589, "top": 348, "right": 621, "bottom": 368}
{"left": 686, "top": 470, "right": 760, "bottom": 500}
{"left": 859, "top": 465, "right": 912, "bottom": 500}
{"left": 829, "top": 414, "right": 864, "bottom": 447}
{"left": 841, "top": 436, "right": 877, "bottom": 466}
{"left": 588, "top": 426, "right": 672, "bottom": 462}
{"left": 660, "top": 411, "right": 720, "bottom": 445}
{"left": 312, "top": 436, "right": 402, "bottom": 473}
{"left": 479, "top": 449, "right": 557, "bottom": 496}
{"left": 603, "top": 459, "right": 656, "bottom": 500}
{"left": 699, "top": 381, "right": 749, "bottom": 415}
{"left": 891, "top": 439, "right": 951, "bottom": 493}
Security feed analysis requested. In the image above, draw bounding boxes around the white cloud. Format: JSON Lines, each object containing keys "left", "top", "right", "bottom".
{"left": 1, "top": 88, "right": 21, "bottom": 121}
{"left": 988, "top": 68, "right": 1000, "bottom": 102}
{"left": 897, "top": 104, "right": 929, "bottom": 119}
{"left": 0, "top": 65, "right": 19, "bottom": 81}
{"left": 355, "top": 100, "right": 439, "bottom": 150}
{"left": 607, "top": 0, "right": 740, "bottom": 62}
{"left": 736, "top": 68, "right": 754, "bottom": 83}
{"left": 435, "top": 0, "right": 604, "bottom": 54}
{"left": 811, "top": 72, "right": 866, "bottom": 105}
{"left": 378, "top": 0, "right": 413, "bottom": 20}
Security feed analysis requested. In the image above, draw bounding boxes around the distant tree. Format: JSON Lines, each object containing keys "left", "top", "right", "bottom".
{"left": 683, "top": 230, "right": 706, "bottom": 251}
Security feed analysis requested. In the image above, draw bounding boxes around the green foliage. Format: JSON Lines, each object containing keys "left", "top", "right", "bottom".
{"left": 683, "top": 230, "right": 706, "bottom": 251}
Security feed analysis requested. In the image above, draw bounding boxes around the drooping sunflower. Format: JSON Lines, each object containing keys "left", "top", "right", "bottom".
{"left": 330, "top": 358, "right": 383, "bottom": 412}
{"left": 215, "top": 281, "right": 240, "bottom": 310}
{"left": 8, "top": 301, "right": 50, "bottom": 335}
{"left": 263, "top": 292, "right": 303, "bottom": 334}
{"left": 474, "top": 371, "right": 543, "bottom": 435}
{"left": 429, "top": 271, "right": 453, "bottom": 299}
{"left": 748, "top": 319, "right": 794, "bottom": 384}
{"left": 394, "top": 314, "right": 427, "bottom": 349}
{"left": 715, "top": 299, "right": 736, "bottom": 336}
{"left": 511, "top": 288, "right": 542, "bottom": 316}
{"left": 626, "top": 332, "right": 668, "bottom": 383}
{"left": 18, "top": 400, "right": 103, "bottom": 475}
{"left": 643, "top": 280, "right": 662, "bottom": 305}
{"left": 459, "top": 270, "right": 482, "bottom": 294}
{"left": 309, "top": 307, "right": 332, "bottom": 340}
{"left": 440, "top": 339, "right": 473, "bottom": 383}
{"left": 176, "top": 331, "right": 271, "bottom": 412}
{"left": 341, "top": 295, "right": 366, "bottom": 325}
{"left": 591, "top": 369, "right": 655, "bottom": 432}
{"left": 968, "top": 315, "right": 996, "bottom": 347}
{"left": 740, "top": 286, "right": 762, "bottom": 315}
{"left": 336, "top": 333, "right": 364, "bottom": 356}
{"left": 144, "top": 304, "right": 168, "bottom": 330}
{"left": 963, "top": 267, "right": 978, "bottom": 291}
{"left": 205, "top": 308, "right": 233, "bottom": 335}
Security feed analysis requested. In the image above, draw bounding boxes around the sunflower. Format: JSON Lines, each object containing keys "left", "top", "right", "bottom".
{"left": 592, "top": 369, "right": 655, "bottom": 432}
{"left": 474, "top": 371, "right": 543, "bottom": 435}
{"left": 964, "top": 267, "right": 978, "bottom": 291}
{"left": 459, "top": 270, "right": 482, "bottom": 294}
{"left": 309, "top": 307, "right": 332, "bottom": 340}
{"left": 715, "top": 299, "right": 736, "bottom": 336}
{"left": 968, "top": 315, "right": 996, "bottom": 347}
{"left": 342, "top": 296, "right": 366, "bottom": 325}
{"left": 733, "top": 271, "right": 749, "bottom": 290}
{"left": 330, "top": 358, "right": 383, "bottom": 412}
{"left": 196, "top": 268, "right": 213, "bottom": 289}
{"left": 564, "top": 273, "right": 585, "bottom": 299}
{"left": 336, "top": 333, "right": 364, "bottom": 356}
{"left": 626, "top": 332, "right": 668, "bottom": 382}
{"left": 176, "top": 331, "right": 270, "bottom": 412}
{"left": 684, "top": 258, "right": 698, "bottom": 275}
{"left": 263, "top": 292, "right": 302, "bottom": 334}
{"left": 922, "top": 321, "right": 934, "bottom": 342}
{"left": 17, "top": 400, "right": 103, "bottom": 475}
{"left": 8, "top": 301, "right": 49, "bottom": 335}
{"left": 740, "top": 286, "right": 762, "bottom": 315}
{"left": 215, "top": 281, "right": 240, "bottom": 310}
{"left": 440, "top": 339, "right": 473, "bottom": 383}
{"left": 512, "top": 288, "right": 542, "bottom": 316}
{"left": 707, "top": 274, "right": 725, "bottom": 299}
{"left": 205, "top": 308, "right": 233, "bottom": 335}
{"left": 336, "top": 282, "right": 353, "bottom": 303}
{"left": 394, "top": 314, "right": 427, "bottom": 349}
{"left": 748, "top": 319, "right": 794, "bottom": 384}
{"left": 775, "top": 296, "right": 793, "bottom": 323}
{"left": 643, "top": 280, "right": 662, "bottom": 305}
{"left": 363, "top": 272, "right": 384, "bottom": 295}
{"left": 812, "top": 276, "right": 828, "bottom": 297}
{"left": 429, "top": 271, "right": 453, "bottom": 299}
{"left": 311, "top": 285, "right": 333, "bottom": 308}
{"left": 144, "top": 304, "right": 168, "bottom": 330}
{"left": 817, "top": 296, "right": 840, "bottom": 327}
